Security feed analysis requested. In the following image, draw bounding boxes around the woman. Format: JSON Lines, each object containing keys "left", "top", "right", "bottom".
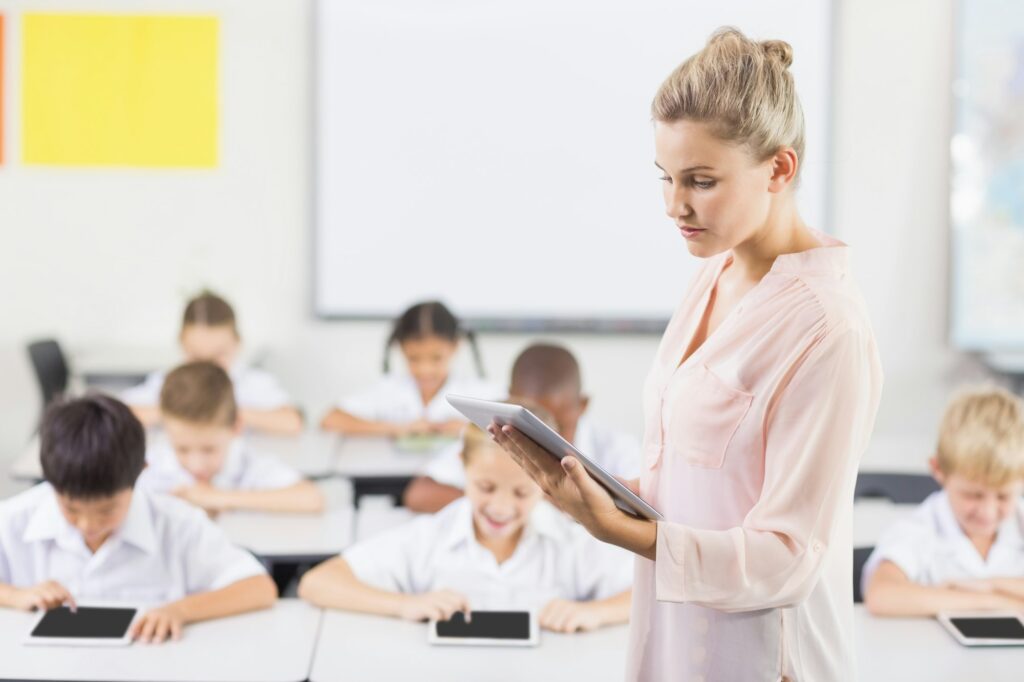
{"left": 492, "top": 28, "right": 883, "bottom": 681}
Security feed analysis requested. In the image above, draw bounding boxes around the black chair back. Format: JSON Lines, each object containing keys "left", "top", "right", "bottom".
{"left": 854, "top": 472, "right": 939, "bottom": 505}
{"left": 26, "top": 339, "right": 70, "bottom": 410}
{"left": 853, "top": 546, "right": 875, "bottom": 604}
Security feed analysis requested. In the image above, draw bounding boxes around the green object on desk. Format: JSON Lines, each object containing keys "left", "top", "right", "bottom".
{"left": 393, "top": 434, "right": 456, "bottom": 453}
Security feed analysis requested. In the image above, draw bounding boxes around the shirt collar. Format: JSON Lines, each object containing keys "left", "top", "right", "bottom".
{"left": 212, "top": 438, "right": 248, "bottom": 487}
{"left": 766, "top": 229, "right": 849, "bottom": 278}
{"left": 22, "top": 483, "right": 159, "bottom": 556}
{"left": 441, "top": 498, "right": 569, "bottom": 552}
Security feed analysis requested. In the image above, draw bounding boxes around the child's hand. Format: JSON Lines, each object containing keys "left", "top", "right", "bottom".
{"left": 173, "top": 482, "right": 230, "bottom": 513}
{"left": 130, "top": 604, "right": 185, "bottom": 644}
{"left": 539, "top": 599, "right": 605, "bottom": 633}
{"left": 8, "top": 581, "right": 76, "bottom": 612}
{"left": 396, "top": 590, "right": 471, "bottom": 622}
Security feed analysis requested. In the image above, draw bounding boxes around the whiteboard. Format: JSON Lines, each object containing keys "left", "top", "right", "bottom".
{"left": 315, "top": 0, "right": 833, "bottom": 329}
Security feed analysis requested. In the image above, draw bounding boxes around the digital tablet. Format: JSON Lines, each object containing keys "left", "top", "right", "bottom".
{"left": 428, "top": 610, "right": 538, "bottom": 647}
{"left": 25, "top": 606, "right": 139, "bottom": 647}
{"left": 446, "top": 394, "right": 663, "bottom": 521}
{"left": 937, "top": 612, "right": 1024, "bottom": 647}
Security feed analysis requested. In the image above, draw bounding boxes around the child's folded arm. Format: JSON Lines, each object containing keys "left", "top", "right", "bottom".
{"left": 239, "top": 406, "right": 303, "bottom": 436}
{"left": 320, "top": 408, "right": 403, "bottom": 436}
{"left": 208, "top": 480, "right": 325, "bottom": 514}
{"left": 864, "top": 560, "right": 1024, "bottom": 617}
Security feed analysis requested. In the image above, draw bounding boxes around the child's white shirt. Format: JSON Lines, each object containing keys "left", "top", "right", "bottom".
{"left": 0, "top": 483, "right": 267, "bottom": 603}
{"left": 343, "top": 497, "right": 633, "bottom": 612}
{"left": 121, "top": 361, "right": 292, "bottom": 411}
{"left": 337, "top": 374, "right": 504, "bottom": 424}
{"left": 862, "top": 490, "right": 1024, "bottom": 593}
{"left": 421, "top": 415, "right": 642, "bottom": 487}
{"left": 137, "top": 438, "right": 303, "bottom": 494}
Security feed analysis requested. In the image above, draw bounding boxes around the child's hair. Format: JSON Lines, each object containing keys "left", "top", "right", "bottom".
{"left": 510, "top": 343, "right": 582, "bottom": 397}
{"left": 936, "top": 386, "right": 1024, "bottom": 487}
{"left": 182, "top": 290, "right": 238, "bottom": 337}
{"left": 460, "top": 399, "right": 558, "bottom": 465}
{"left": 160, "top": 361, "right": 238, "bottom": 427}
{"left": 383, "top": 300, "right": 484, "bottom": 377}
{"left": 40, "top": 394, "right": 146, "bottom": 498}
{"left": 651, "top": 27, "right": 805, "bottom": 174}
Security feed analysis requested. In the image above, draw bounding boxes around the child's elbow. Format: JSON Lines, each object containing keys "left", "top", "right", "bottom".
{"left": 305, "top": 484, "right": 326, "bottom": 513}
{"left": 253, "top": 574, "right": 279, "bottom": 608}
{"left": 297, "top": 569, "right": 322, "bottom": 605}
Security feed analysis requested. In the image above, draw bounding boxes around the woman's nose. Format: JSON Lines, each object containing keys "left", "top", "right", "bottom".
{"left": 664, "top": 186, "right": 693, "bottom": 221}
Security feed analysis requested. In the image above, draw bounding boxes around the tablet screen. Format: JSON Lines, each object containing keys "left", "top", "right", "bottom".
{"left": 949, "top": 617, "right": 1024, "bottom": 640}
{"left": 434, "top": 611, "right": 531, "bottom": 640}
{"left": 31, "top": 606, "right": 137, "bottom": 639}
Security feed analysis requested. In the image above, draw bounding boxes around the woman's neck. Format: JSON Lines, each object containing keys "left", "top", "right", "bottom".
{"left": 730, "top": 198, "right": 816, "bottom": 284}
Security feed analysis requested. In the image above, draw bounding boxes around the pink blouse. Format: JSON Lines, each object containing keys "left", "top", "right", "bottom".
{"left": 628, "top": 232, "right": 883, "bottom": 682}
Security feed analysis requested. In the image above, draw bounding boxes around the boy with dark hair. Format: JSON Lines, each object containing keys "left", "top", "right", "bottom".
{"left": 0, "top": 395, "right": 277, "bottom": 643}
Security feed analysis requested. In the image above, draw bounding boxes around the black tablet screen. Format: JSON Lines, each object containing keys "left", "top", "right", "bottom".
{"left": 31, "top": 606, "right": 137, "bottom": 639}
{"left": 950, "top": 617, "right": 1024, "bottom": 640}
{"left": 435, "top": 611, "right": 530, "bottom": 640}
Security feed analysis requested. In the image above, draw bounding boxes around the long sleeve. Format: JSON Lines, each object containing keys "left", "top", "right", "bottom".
{"left": 654, "top": 324, "right": 882, "bottom": 612}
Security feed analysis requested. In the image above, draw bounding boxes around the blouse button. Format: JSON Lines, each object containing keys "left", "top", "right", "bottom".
{"left": 812, "top": 541, "right": 823, "bottom": 552}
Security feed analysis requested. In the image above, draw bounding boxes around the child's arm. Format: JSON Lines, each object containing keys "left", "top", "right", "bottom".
{"left": 175, "top": 480, "right": 325, "bottom": 514}
{"left": 239, "top": 406, "right": 304, "bottom": 435}
{"left": 320, "top": 409, "right": 439, "bottom": 438}
{"left": 401, "top": 476, "right": 463, "bottom": 513}
{"left": 129, "top": 405, "right": 162, "bottom": 428}
{"left": 297, "top": 557, "right": 469, "bottom": 621}
{"left": 864, "top": 561, "right": 1024, "bottom": 617}
{"left": 946, "top": 577, "right": 1024, "bottom": 602}
{"left": 129, "top": 574, "right": 277, "bottom": 644}
{"left": 0, "top": 581, "right": 77, "bottom": 612}
{"left": 539, "top": 589, "right": 632, "bottom": 633}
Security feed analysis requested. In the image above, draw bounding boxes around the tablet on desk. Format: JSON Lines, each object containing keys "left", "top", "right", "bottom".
{"left": 428, "top": 610, "right": 538, "bottom": 647}
{"left": 446, "top": 394, "right": 663, "bottom": 521}
{"left": 937, "top": 612, "right": 1024, "bottom": 647}
{"left": 25, "top": 606, "right": 138, "bottom": 646}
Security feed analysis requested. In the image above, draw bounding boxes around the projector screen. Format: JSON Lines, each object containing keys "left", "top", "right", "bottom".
{"left": 315, "top": 0, "right": 833, "bottom": 330}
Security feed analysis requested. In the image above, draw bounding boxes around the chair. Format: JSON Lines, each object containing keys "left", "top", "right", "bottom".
{"left": 854, "top": 472, "right": 939, "bottom": 504}
{"left": 26, "top": 339, "right": 71, "bottom": 410}
{"left": 853, "top": 546, "right": 875, "bottom": 604}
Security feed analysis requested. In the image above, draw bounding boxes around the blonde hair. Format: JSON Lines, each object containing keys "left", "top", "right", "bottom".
{"left": 460, "top": 400, "right": 559, "bottom": 465}
{"left": 652, "top": 27, "right": 805, "bottom": 170}
{"left": 936, "top": 386, "right": 1024, "bottom": 486}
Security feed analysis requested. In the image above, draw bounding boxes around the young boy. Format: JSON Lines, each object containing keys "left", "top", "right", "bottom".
{"left": 123, "top": 291, "right": 303, "bottom": 435}
{"left": 0, "top": 395, "right": 277, "bottom": 643}
{"left": 298, "top": 415, "right": 632, "bottom": 633}
{"left": 863, "top": 386, "right": 1024, "bottom": 616}
{"left": 138, "top": 361, "right": 324, "bottom": 515}
{"left": 403, "top": 343, "right": 640, "bottom": 512}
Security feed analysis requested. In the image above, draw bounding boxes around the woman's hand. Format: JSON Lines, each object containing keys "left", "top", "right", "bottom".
{"left": 489, "top": 425, "right": 656, "bottom": 559}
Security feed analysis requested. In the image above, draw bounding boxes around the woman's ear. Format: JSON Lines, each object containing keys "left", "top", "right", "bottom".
{"left": 767, "top": 147, "right": 798, "bottom": 193}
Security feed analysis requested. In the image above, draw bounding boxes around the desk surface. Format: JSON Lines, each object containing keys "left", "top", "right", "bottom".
{"left": 333, "top": 436, "right": 445, "bottom": 477}
{"left": 309, "top": 610, "right": 629, "bottom": 682}
{"left": 0, "top": 599, "right": 321, "bottom": 682}
{"left": 218, "top": 502, "right": 353, "bottom": 562}
{"left": 854, "top": 606, "right": 1023, "bottom": 681}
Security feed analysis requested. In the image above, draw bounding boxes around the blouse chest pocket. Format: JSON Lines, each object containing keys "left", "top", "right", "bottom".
{"left": 667, "top": 364, "right": 753, "bottom": 469}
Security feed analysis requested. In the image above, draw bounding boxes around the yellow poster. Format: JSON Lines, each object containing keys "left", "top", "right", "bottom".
{"left": 22, "top": 14, "right": 218, "bottom": 167}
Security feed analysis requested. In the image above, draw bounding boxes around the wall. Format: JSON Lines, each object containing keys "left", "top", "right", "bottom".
{"left": 0, "top": 0, "right": 997, "bottom": 483}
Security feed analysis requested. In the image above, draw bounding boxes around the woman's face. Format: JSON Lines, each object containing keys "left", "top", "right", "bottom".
{"left": 654, "top": 119, "right": 777, "bottom": 258}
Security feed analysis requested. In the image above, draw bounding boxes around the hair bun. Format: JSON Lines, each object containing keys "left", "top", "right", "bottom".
{"left": 761, "top": 39, "right": 793, "bottom": 68}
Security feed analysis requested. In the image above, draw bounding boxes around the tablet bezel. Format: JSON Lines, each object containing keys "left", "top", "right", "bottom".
{"left": 446, "top": 394, "right": 663, "bottom": 521}
{"left": 24, "top": 604, "right": 140, "bottom": 647}
{"left": 937, "top": 611, "right": 1024, "bottom": 647}
{"left": 427, "top": 610, "right": 539, "bottom": 647}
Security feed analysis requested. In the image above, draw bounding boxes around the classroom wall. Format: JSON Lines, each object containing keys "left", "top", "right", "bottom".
{"left": 0, "top": 0, "right": 997, "bottom": 477}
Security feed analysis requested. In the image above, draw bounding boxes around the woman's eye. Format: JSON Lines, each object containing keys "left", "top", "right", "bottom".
{"left": 692, "top": 179, "right": 716, "bottom": 189}
{"left": 659, "top": 175, "right": 671, "bottom": 183}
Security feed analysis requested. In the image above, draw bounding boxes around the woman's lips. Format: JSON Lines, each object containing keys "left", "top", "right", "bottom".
{"left": 679, "top": 225, "right": 705, "bottom": 239}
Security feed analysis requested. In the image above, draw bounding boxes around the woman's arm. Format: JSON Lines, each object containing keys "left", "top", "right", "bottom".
{"left": 864, "top": 561, "right": 1024, "bottom": 617}
{"left": 239, "top": 406, "right": 304, "bottom": 435}
{"left": 297, "top": 557, "right": 469, "bottom": 621}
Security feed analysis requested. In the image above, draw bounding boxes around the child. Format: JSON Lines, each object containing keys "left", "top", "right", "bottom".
{"left": 403, "top": 342, "right": 640, "bottom": 512}
{"left": 298, "top": 415, "right": 633, "bottom": 633}
{"left": 122, "top": 291, "right": 303, "bottom": 435}
{"left": 863, "top": 386, "right": 1024, "bottom": 616}
{"left": 320, "top": 301, "right": 502, "bottom": 437}
{"left": 0, "top": 395, "right": 277, "bottom": 643}
{"left": 138, "top": 361, "right": 324, "bottom": 515}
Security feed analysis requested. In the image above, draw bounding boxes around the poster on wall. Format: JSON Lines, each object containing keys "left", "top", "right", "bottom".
{"left": 22, "top": 13, "right": 219, "bottom": 168}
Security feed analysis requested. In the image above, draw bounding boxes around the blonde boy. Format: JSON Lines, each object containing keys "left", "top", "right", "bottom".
{"left": 0, "top": 396, "right": 277, "bottom": 643}
{"left": 864, "top": 386, "right": 1024, "bottom": 616}
{"left": 138, "top": 361, "right": 323, "bottom": 515}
